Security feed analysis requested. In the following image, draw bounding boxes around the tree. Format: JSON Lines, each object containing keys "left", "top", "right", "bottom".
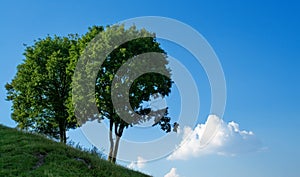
{"left": 6, "top": 35, "right": 80, "bottom": 143}
{"left": 72, "top": 25, "right": 174, "bottom": 163}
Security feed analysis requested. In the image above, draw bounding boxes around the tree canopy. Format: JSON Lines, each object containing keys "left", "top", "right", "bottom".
{"left": 6, "top": 26, "right": 104, "bottom": 143}
{"left": 72, "top": 25, "right": 174, "bottom": 163}
{"left": 6, "top": 35, "right": 79, "bottom": 143}
{"left": 6, "top": 25, "right": 174, "bottom": 163}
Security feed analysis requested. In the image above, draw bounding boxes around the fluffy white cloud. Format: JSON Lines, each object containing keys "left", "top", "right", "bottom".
{"left": 128, "top": 156, "right": 146, "bottom": 169}
{"left": 164, "top": 168, "right": 180, "bottom": 177}
{"left": 168, "top": 115, "right": 262, "bottom": 160}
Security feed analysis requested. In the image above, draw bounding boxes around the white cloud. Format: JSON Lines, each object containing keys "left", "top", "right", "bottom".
{"left": 128, "top": 156, "right": 146, "bottom": 169}
{"left": 164, "top": 168, "right": 180, "bottom": 177}
{"left": 168, "top": 115, "right": 262, "bottom": 160}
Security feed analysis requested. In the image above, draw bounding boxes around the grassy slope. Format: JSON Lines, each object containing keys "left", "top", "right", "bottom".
{"left": 0, "top": 125, "right": 150, "bottom": 177}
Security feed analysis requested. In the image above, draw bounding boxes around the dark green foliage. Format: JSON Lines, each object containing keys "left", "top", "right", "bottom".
{"left": 5, "top": 26, "right": 104, "bottom": 143}
{"left": 6, "top": 24, "right": 174, "bottom": 163}
{"left": 5, "top": 35, "right": 81, "bottom": 143}
{"left": 72, "top": 25, "right": 173, "bottom": 163}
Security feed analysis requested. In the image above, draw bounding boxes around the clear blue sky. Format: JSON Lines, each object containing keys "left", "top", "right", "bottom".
{"left": 1, "top": 1, "right": 299, "bottom": 177}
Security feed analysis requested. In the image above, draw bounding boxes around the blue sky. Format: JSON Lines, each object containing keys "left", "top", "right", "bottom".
{"left": 1, "top": 1, "right": 299, "bottom": 177}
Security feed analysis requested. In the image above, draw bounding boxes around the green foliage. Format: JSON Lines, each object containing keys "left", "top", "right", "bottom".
{"left": 0, "top": 124, "right": 150, "bottom": 177}
{"left": 6, "top": 24, "right": 174, "bottom": 163}
{"left": 5, "top": 35, "right": 80, "bottom": 143}
{"left": 72, "top": 24, "right": 173, "bottom": 163}
{"left": 73, "top": 24, "right": 173, "bottom": 130}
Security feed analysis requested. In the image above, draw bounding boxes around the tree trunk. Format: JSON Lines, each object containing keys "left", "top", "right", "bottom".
{"left": 59, "top": 122, "right": 66, "bottom": 144}
{"left": 112, "top": 135, "right": 121, "bottom": 163}
{"left": 63, "top": 129, "right": 66, "bottom": 143}
{"left": 108, "top": 121, "right": 125, "bottom": 164}
{"left": 59, "top": 129, "right": 64, "bottom": 143}
{"left": 112, "top": 123, "right": 124, "bottom": 164}
{"left": 108, "top": 119, "right": 114, "bottom": 162}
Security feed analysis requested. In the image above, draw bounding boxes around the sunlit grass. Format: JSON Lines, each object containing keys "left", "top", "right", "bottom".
{"left": 0, "top": 124, "right": 150, "bottom": 177}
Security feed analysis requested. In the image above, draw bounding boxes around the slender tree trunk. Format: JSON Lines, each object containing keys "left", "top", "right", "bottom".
{"left": 108, "top": 120, "right": 125, "bottom": 164}
{"left": 63, "top": 129, "right": 66, "bottom": 143}
{"left": 59, "top": 121, "right": 66, "bottom": 144}
{"left": 59, "top": 129, "right": 64, "bottom": 143}
{"left": 59, "top": 123, "right": 63, "bottom": 143}
{"left": 112, "top": 123, "right": 124, "bottom": 164}
{"left": 112, "top": 135, "right": 120, "bottom": 163}
{"left": 108, "top": 119, "right": 114, "bottom": 162}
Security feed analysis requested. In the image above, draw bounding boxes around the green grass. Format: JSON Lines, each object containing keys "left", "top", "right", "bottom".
{"left": 0, "top": 124, "right": 150, "bottom": 177}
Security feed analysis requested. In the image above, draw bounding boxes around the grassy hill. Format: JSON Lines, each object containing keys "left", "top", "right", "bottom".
{"left": 0, "top": 124, "right": 150, "bottom": 177}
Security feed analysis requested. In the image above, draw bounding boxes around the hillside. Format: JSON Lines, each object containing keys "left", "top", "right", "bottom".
{"left": 0, "top": 124, "right": 150, "bottom": 177}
